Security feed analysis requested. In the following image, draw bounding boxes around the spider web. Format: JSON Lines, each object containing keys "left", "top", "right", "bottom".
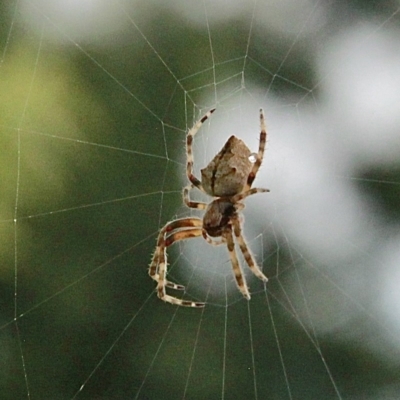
{"left": 1, "top": 0, "right": 400, "bottom": 399}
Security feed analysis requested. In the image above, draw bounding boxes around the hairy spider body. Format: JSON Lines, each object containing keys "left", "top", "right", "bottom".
{"left": 149, "top": 108, "right": 269, "bottom": 307}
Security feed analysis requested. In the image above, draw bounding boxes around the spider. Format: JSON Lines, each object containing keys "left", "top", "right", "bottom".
{"left": 149, "top": 108, "right": 269, "bottom": 307}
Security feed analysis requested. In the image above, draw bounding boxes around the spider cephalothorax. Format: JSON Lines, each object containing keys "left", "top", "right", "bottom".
{"left": 202, "top": 198, "right": 237, "bottom": 238}
{"left": 149, "top": 108, "right": 269, "bottom": 307}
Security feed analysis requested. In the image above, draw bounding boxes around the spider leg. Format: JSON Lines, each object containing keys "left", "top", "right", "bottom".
{"left": 202, "top": 229, "right": 226, "bottom": 246}
{"left": 165, "top": 229, "right": 202, "bottom": 245}
{"left": 232, "top": 218, "right": 268, "bottom": 282}
{"left": 183, "top": 185, "right": 207, "bottom": 210}
{"left": 225, "top": 227, "right": 250, "bottom": 300}
{"left": 149, "top": 218, "right": 205, "bottom": 307}
{"left": 244, "top": 108, "right": 267, "bottom": 191}
{"left": 186, "top": 108, "right": 216, "bottom": 192}
{"left": 149, "top": 251, "right": 184, "bottom": 291}
{"left": 231, "top": 187, "right": 269, "bottom": 203}
{"left": 149, "top": 218, "right": 202, "bottom": 290}
{"left": 157, "top": 227, "right": 205, "bottom": 308}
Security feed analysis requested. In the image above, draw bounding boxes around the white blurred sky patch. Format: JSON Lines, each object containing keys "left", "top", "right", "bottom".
{"left": 319, "top": 23, "right": 400, "bottom": 165}
{"left": 379, "top": 234, "right": 400, "bottom": 347}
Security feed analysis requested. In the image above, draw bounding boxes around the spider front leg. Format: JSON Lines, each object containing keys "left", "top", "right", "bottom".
{"left": 149, "top": 218, "right": 205, "bottom": 307}
{"left": 225, "top": 227, "right": 251, "bottom": 300}
{"left": 149, "top": 218, "right": 202, "bottom": 290}
{"left": 202, "top": 229, "right": 226, "bottom": 246}
{"left": 186, "top": 109, "right": 216, "bottom": 192}
{"left": 244, "top": 108, "right": 267, "bottom": 191}
{"left": 232, "top": 218, "right": 268, "bottom": 282}
{"left": 157, "top": 228, "right": 205, "bottom": 308}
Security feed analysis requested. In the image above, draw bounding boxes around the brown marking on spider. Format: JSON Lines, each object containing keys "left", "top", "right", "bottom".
{"left": 149, "top": 108, "right": 269, "bottom": 307}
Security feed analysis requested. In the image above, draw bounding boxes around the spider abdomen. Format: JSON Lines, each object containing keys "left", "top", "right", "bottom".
{"left": 201, "top": 135, "right": 252, "bottom": 197}
{"left": 203, "top": 199, "right": 236, "bottom": 237}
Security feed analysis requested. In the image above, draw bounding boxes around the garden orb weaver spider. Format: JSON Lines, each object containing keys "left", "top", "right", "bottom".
{"left": 149, "top": 108, "right": 269, "bottom": 307}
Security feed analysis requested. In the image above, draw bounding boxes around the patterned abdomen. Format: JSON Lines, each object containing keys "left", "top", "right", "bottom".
{"left": 201, "top": 135, "right": 252, "bottom": 197}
